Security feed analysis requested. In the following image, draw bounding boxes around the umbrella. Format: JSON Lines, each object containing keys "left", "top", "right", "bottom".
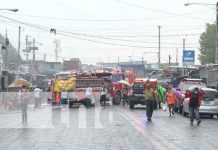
{"left": 8, "top": 83, "right": 22, "bottom": 88}
{"left": 172, "top": 88, "right": 183, "bottom": 100}
{"left": 12, "top": 79, "right": 31, "bottom": 87}
{"left": 118, "top": 80, "right": 131, "bottom": 87}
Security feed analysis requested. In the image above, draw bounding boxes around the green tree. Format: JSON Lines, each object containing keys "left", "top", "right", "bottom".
{"left": 199, "top": 23, "right": 216, "bottom": 64}
{"left": 0, "top": 34, "right": 22, "bottom": 64}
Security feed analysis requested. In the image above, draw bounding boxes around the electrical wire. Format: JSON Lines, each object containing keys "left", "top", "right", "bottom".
{"left": 114, "top": 0, "right": 213, "bottom": 21}
{"left": 51, "top": 0, "right": 122, "bottom": 29}
{"left": 0, "top": 7, "right": 213, "bottom": 22}
{"left": 0, "top": 14, "right": 200, "bottom": 49}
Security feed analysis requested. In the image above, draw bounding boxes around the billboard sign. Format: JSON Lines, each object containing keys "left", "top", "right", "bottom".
{"left": 183, "top": 50, "right": 195, "bottom": 65}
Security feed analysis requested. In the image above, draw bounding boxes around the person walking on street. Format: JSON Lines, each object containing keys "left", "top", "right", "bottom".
{"left": 144, "top": 85, "right": 157, "bottom": 122}
{"left": 34, "top": 87, "right": 42, "bottom": 108}
{"left": 85, "top": 85, "right": 93, "bottom": 107}
{"left": 122, "top": 85, "right": 129, "bottom": 106}
{"left": 100, "top": 86, "right": 107, "bottom": 106}
{"left": 165, "top": 87, "right": 176, "bottom": 116}
{"left": 20, "top": 86, "right": 29, "bottom": 124}
{"left": 157, "top": 84, "right": 165, "bottom": 109}
{"left": 185, "top": 87, "right": 205, "bottom": 125}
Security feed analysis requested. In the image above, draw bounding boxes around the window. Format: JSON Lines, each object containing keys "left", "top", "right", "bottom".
{"left": 202, "top": 91, "right": 217, "bottom": 100}
{"left": 215, "top": 92, "right": 218, "bottom": 99}
{"left": 133, "top": 83, "right": 144, "bottom": 89}
{"left": 183, "top": 83, "right": 206, "bottom": 91}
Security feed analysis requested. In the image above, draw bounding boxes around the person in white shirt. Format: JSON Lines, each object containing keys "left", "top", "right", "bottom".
{"left": 34, "top": 87, "right": 42, "bottom": 108}
{"left": 85, "top": 85, "right": 93, "bottom": 107}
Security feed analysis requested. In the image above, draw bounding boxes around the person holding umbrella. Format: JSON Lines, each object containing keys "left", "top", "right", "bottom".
{"left": 118, "top": 80, "right": 131, "bottom": 106}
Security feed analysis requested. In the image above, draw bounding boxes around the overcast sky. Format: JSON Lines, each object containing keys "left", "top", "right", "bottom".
{"left": 0, "top": 0, "right": 217, "bottom": 65}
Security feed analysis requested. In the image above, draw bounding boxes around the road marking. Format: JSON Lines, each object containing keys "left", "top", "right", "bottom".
{"left": 120, "top": 108, "right": 174, "bottom": 150}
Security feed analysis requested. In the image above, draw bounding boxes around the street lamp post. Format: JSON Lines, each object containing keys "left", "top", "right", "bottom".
{"left": 0, "top": 8, "right": 19, "bottom": 12}
{"left": 216, "top": 2, "right": 218, "bottom": 64}
{"left": 185, "top": 2, "right": 218, "bottom": 64}
{"left": 157, "top": 26, "right": 161, "bottom": 70}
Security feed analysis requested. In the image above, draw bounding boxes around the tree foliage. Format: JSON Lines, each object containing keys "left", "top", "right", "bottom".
{"left": 0, "top": 34, "right": 22, "bottom": 64}
{"left": 199, "top": 23, "right": 216, "bottom": 64}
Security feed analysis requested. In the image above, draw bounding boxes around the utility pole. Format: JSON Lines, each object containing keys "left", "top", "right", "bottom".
{"left": 5, "top": 29, "right": 9, "bottom": 71}
{"left": 176, "top": 49, "right": 178, "bottom": 66}
{"left": 183, "top": 39, "right": 186, "bottom": 51}
{"left": 142, "top": 56, "right": 144, "bottom": 77}
{"left": 182, "top": 38, "right": 186, "bottom": 66}
{"left": 183, "top": 38, "right": 187, "bottom": 75}
{"left": 169, "top": 55, "right": 171, "bottom": 69}
{"left": 25, "top": 35, "right": 29, "bottom": 61}
{"left": 157, "top": 26, "right": 161, "bottom": 70}
{"left": 18, "top": 26, "right": 21, "bottom": 58}
{"left": 117, "top": 56, "right": 120, "bottom": 69}
{"left": 216, "top": 2, "right": 218, "bottom": 64}
{"left": 32, "top": 38, "right": 36, "bottom": 64}
{"left": 32, "top": 38, "right": 35, "bottom": 80}
{"left": 44, "top": 54, "right": 46, "bottom": 62}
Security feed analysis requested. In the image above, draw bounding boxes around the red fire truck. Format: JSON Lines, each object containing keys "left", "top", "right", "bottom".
{"left": 49, "top": 72, "right": 103, "bottom": 108}
{"left": 92, "top": 70, "right": 135, "bottom": 105}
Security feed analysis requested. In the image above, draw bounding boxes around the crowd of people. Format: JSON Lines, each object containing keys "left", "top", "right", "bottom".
{"left": 144, "top": 83, "right": 205, "bottom": 126}
{"left": 2, "top": 86, "right": 44, "bottom": 124}
{"left": 3, "top": 80, "right": 205, "bottom": 126}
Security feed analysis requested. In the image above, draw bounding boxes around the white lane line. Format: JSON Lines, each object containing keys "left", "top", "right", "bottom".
{"left": 120, "top": 109, "right": 174, "bottom": 150}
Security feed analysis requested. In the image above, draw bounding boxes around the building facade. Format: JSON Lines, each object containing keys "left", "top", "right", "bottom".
{"left": 62, "top": 58, "right": 81, "bottom": 71}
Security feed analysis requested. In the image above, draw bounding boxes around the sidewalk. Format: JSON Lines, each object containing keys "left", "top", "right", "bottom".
{"left": 0, "top": 105, "right": 21, "bottom": 114}
{"left": 0, "top": 103, "right": 50, "bottom": 114}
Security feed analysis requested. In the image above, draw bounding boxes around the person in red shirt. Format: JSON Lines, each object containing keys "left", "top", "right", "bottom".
{"left": 185, "top": 87, "right": 205, "bottom": 125}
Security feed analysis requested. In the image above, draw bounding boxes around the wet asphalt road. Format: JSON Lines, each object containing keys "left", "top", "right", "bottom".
{"left": 0, "top": 103, "right": 218, "bottom": 150}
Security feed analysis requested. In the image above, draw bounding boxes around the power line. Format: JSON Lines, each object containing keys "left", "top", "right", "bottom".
{"left": 51, "top": 0, "right": 121, "bottom": 29}
{"left": 0, "top": 15, "right": 200, "bottom": 49}
{"left": 0, "top": 15, "right": 148, "bottom": 48}
{"left": 0, "top": 7, "right": 214, "bottom": 22}
{"left": 0, "top": 18, "right": 204, "bottom": 36}
{"left": 115, "top": 0, "right": 213, "bottom": 21}
{"left": 0, "top": 14, "right": 201, "bottom": 39}
{"left": 0, "top": 18, "right": 200, "bottom": 45}
{"left": 0, "top": 18, "right": 203, "bottom": 41}
{"left": 0, "top": 14, "right": 204, "bottom": 35}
